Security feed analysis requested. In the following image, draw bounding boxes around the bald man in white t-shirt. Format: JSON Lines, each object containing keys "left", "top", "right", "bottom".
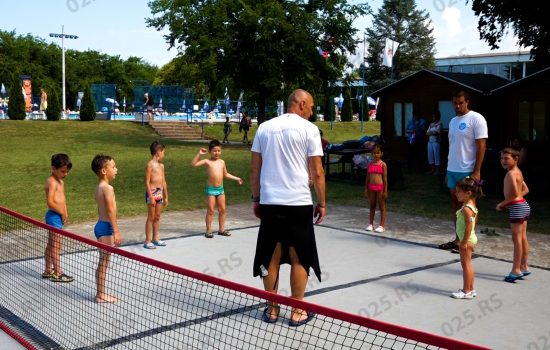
{"left": 250, "top": 89, "right": 326, "bottom": 327}
{"left": 439, "top": 90, "right": 488, "bottom": 252}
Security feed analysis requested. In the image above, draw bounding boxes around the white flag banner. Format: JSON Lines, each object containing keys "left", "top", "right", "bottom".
{"left": 382, "top": 38, "right": 399, "bottom": 68}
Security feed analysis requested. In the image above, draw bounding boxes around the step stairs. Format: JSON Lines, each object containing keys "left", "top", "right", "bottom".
{"left": 148, "top": 121, "right": 206, "bottom": 141}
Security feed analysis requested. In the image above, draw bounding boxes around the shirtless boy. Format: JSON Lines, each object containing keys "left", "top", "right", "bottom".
{"left": 91, "top": 154, "right": 122, "bottom": 303}
{"left": 144, "top": 141, "right": 169, "bottom": 249}
{"left": 43, "top": 153, "right": 74, "bottom": 282}
{"left": 191, "top": 140, "right": 243, "bottom": 238}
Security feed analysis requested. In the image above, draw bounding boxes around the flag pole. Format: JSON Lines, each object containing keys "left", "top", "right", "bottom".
{"left": 361, "top": 33, "right": 366, "bottom": 132}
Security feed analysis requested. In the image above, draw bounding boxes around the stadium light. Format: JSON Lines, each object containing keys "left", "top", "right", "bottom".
{"left": 49, "top": 26, "right": 78, "bottom": 118}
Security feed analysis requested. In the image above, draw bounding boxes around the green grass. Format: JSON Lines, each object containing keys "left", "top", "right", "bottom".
{"left": 1, "top": 119, "right": 548, "bottom": 233}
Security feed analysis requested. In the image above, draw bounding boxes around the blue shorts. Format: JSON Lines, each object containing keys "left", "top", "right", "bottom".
{"left": 94, "top": 221, "right": 113, "bottom": 239}
{"left": 45, "top": 209, "right": 63, "bottom": 229}
{"left": 205, "top": 185, "right": 224, "bottom": 197}
{"left": 447, "top": 171, "right": 472, "bottom": 189}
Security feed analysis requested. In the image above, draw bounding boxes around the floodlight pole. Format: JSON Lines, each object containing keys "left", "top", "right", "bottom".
{"left": 50, "top": 26, "right": 78, "bottom": 118}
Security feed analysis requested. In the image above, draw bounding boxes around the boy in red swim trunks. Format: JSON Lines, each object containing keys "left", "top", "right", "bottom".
{"left": 364, "top": 145, "right": 387, "bottom": 233}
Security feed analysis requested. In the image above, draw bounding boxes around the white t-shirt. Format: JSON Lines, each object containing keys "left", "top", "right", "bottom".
{"left": 251, "top": 113, "right": 323, "bottom": 205}
{"left": 447, "top": 110, "right": 488, "bottom": 172}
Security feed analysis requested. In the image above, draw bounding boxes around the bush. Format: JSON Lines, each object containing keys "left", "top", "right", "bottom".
{"left": 46, "top": 88, "right": 62, "bottom": 121}
{"left": 7, "top": 79, "right": 26, "bottom": 120}
{"left": 79, "top": 85, "right": 96, "bottom": 121}
{"left": 340, "top": 87, "right": 353, "bottom": 122}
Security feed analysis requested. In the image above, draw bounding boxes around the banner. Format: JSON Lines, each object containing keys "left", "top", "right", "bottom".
{"left": 382, "top": 38, "right": 399, "bottom": 68}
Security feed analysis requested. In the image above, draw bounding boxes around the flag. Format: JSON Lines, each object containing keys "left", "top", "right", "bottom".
{"left": 367, "top": 96, "right": 376, "bottom": 105}
{"left": 236, "top": 91, "right": 244, "bottom": 114}
{"left": 317, "top": 47, "right": 329, "bottom": 59}
{"left": 337, "top": 93, "right": 344, "bottom": 109}
{"left": 0, "top": 83, "right": 5, "bottom": 95}
{"left": 224, "top": 87, "right": 229, "bottom": 105}
{"left": 382, "top": 38, "right": 399, "bottom": 68}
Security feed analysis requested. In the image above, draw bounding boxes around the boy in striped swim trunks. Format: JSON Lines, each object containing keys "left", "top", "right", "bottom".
{"left": 497, "top": 147, "right": 531, "bottom": 283}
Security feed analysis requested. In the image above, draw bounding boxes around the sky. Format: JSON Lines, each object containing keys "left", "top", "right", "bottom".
{"left": 1, "top": 0, "right": 524, "bottom": 68}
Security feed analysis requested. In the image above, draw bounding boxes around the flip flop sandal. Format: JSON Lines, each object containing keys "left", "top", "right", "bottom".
{"left": 42, "top": 271, "right": 54, "bottom": 279}
{"left": 143, "top": 243, "right": 156, "bottom": 249}
{"left": 261, "top": 306, "right": 280, "bottom": 323}
{"left": 218, "top": 230, "right": 231, "bottom": 237}
{"left": 504, "top": 273, "right": 523, "bottom": 283}
{"left": 51, "top": 273, "right": 74, "bottom": 283}
{"left": 205, "top": 231, "right": 214, "bottom": 238}
{"left": 438, "top": 241, "right": 458, "bottom": 250}
{"left": 521, "top": 270, "right": 532, "bottom": 277}
{"left": 289, "top": 311, "right": 316, "bottom": 327}
{"left": 153, "top": 240, "right": 166, "bottom": 247}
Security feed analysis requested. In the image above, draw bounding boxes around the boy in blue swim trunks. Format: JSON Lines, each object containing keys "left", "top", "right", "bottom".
{"left": 144, "top": 141, "right": 169, "bottom": 249}
{"left": 43, "top": 153, "right": 74, "bottom": 283}
{"left": 92, "top": 154, "right": 121, "bottom": 303}
{"left": 191, "top": 140, "right": 244, "bottom": 238}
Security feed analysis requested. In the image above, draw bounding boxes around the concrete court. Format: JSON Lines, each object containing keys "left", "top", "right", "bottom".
{"left": 2, "top": 205, "right": 550, "bottom": 349}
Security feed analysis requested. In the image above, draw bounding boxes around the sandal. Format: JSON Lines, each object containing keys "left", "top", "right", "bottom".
{"left": 261, "top": 305, "right": 280, "bottom": 323}
{"left": 42, "top": 271, "right": 54, "bottom": 279}
{"left": 504, "top": 273, "right": 523, "bottom": 283}
{"left": 153, "top": 240, "right": 166, "bottom": 247}
{"left": 143, "top": 243, "right": 156, "bottom": 249}
{"left": 205, "top": 231, "right": 214, "bottom": 238}
{"left": 289, "top": 311, "right": 316, "bottom": 327}
{"left": 50, "top": 273, "right": 74, "bottom": 283}
{"left": 438, "top": 241, "right": 458, "bottom": 250}
{"left": 218, "top": 230, "right": 231, "bottom": 237}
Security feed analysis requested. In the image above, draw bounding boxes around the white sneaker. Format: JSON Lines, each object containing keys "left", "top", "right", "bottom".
{"left": 365, "top": 224, "right": 374, "bottom": 231}
{"left": 374, "top": 226, "right": 385, "bottom": 233}
{"left": 450, "top": 289, "right": 474, "bottom": 299}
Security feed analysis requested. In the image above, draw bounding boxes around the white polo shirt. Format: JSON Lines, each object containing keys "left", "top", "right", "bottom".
{"left": 447, "top": 110, "right": 488, "bottom": 172}
{"left": 251, "top": 113, "right": 323, "bottom": 205}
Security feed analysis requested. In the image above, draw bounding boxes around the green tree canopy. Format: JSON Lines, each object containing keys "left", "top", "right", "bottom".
{"left": 7, "top": 78, "right": 26, "bottom": 120}
{"left": 0, "top": 30, "right": 158, "bottom": 111}
{"left": 469, "top": 0, "right": 550, "bottom": 65}
{"left": 147, "top": 0, "right": 369, "bottom": 121}
{"left": 80, "top": 85, "right": 96, "bottom": 121}
{"left": 365, "top": 0, "right": 436, "bottom": 92}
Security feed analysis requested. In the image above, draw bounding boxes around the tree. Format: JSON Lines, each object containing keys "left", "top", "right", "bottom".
{"left": 147, "top": 0, "right": 369, "bottom": 122}
{"left": 365, "top": 0, "right": 436, "bottom": 91}
{"left": 7, "top": 78, "right": 26, "bottom": 120}
{"left": 79, "top": 85, "right": 96, "bottom": 121}
{"left": 46, "top": 87, "right": 62, "bottom": 121}
{"left": 468, "top": 0, "right": 550, "bottom": 64}
{"left": 340, "top": 87, "right": 353, "bottom": 122}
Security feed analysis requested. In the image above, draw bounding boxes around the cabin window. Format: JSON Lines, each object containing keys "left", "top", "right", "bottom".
{"left": 393, "top": 102, "right": 413, "bottom": 137}
{"left": 393, "top": 103, "right": 403, "bottom": 136}
{"left": 438, "top": 101, "right": 454, "bottom": 129}
{"left": 518, "top": 101, "right": 546, "bottom": 143}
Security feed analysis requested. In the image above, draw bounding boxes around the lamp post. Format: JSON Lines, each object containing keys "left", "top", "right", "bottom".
{"left": 50, "top": 26, "right": 78, "bottom": 118}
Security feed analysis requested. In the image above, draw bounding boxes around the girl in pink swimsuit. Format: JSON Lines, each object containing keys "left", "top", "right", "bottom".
{"left": 364, "top": 145, "right": 387, "bottom": 233}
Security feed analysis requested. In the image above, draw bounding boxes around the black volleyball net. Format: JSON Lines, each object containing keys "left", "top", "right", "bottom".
{"left": 0, "top": 207, "right": 489, "bottom": 350}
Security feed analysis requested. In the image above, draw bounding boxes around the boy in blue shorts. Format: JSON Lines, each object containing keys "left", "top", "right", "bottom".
{"left": 43, "top": 153, "right": 74, "bottom": 282}
{"left": 191, "top": 140, "right": 243, "bottom": 238}
{"left": 91, "top": 154, "right": 122, "bottom": 303}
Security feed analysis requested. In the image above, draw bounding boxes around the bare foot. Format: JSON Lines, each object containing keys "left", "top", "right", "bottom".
{"left": 95, "top": 294, "right": 118, "bottom": 304}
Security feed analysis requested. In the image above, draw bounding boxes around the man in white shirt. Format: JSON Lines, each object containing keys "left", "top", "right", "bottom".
{"left": 439, "top": 90, "right": 488, "bottom": 252}
{"left": 250, "top": 89, "right": 326, "bottom": 327}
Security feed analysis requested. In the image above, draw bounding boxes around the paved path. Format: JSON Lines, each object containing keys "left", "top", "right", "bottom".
{"left": 66, "top": 203, "right": 550, "bottom": 269}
